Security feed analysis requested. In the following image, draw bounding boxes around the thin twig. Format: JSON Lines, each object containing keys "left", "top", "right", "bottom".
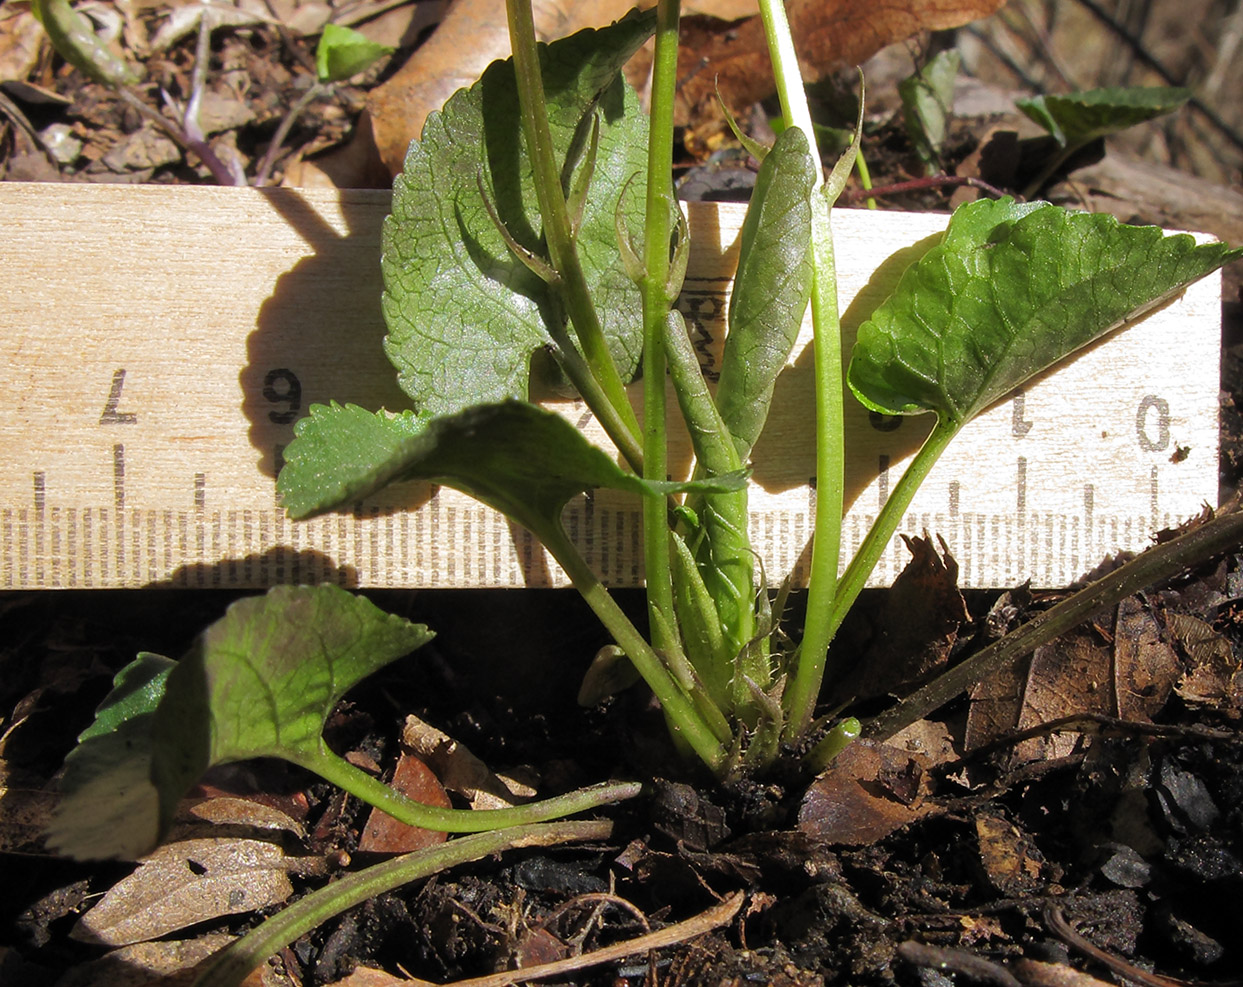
{"left": 839, "top": 174, "right": 1009, "bottom": 205}
{"left": 1045, "top": 906, "right": 1243, "bottom": 987}
{"left": 403, "top": 892, "right": 745, "bottom": 987}
{"left": 254, "top": 83, "right": 325, "bottom": 187}
{"left": 960, "top": 713, "right": 1236, "bottom": 761}
{"left": 897, "top": 941, "right": 1023, "bottom": 987}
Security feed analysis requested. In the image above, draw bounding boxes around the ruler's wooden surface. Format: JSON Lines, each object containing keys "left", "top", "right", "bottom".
{"left": 0, "top": 183, "right": 1223, "bottom": 590}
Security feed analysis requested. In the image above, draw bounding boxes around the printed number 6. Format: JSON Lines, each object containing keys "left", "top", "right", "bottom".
{"left": 264, "top": 369, "right": 302, "bottom": 424}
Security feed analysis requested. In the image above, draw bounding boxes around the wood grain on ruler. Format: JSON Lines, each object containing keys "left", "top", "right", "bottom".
{"left": 0, "top": 183, "right": 1223, "bottom": 590}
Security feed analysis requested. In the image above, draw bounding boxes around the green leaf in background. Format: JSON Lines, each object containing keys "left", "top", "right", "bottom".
{"left": 150, "top": 586, "right": 434, "bottom": 843}
{"left": 848, "top": 198, "right": 1242, "bottom": 425}
{"left": 315, "top": 23, "right": 394, "bottom": 84}
{"left": 278, "top": 400, "right": 746, "bottom": 530}
{"left": 382, "top": 12, "right": 654, "bottom": 417}
{"left": 1017, "top": 85, "right": 1192, "bottom": 148}
{"left": 46, "top": 654, "right": 175, "bottom": 860}
{"left": 714, "top": 125, "right": 816, "bottom": 460}
{"left": 899, "top": 50, "right": 960, "bottom": 173}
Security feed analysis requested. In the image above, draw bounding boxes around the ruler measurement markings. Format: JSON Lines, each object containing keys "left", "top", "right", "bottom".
{"left": 445, "top": 502, "right": 456, "bottom": 585}
{"left": 33, "top": 471, "right": 45, "bottom": 588}
{"left": 0, "top": 186, "right": 1223, "bottom": 590}
{"left": 3, "top": 509, "right": 11, "bottom": 587}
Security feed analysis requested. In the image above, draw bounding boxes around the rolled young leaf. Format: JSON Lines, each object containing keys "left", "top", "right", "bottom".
{"left": 714, "top": 125, "right": 816, "bottom": 460}
{"left": 848, "top": 198, "right": 1242, "bottom": 426}
{"left": 899, "top": 50, "right": 960, "bottom": 172}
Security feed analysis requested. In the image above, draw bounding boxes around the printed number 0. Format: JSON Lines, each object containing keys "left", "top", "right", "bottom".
{"left": 1136, "top": 394, "right": 1170, "bottom": 452}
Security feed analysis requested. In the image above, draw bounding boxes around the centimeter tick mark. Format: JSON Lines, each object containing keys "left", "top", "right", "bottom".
{"left": 112, "top": 444, "right": 125, "bottom": 509}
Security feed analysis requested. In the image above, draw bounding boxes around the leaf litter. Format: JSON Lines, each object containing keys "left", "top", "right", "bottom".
{"left": 3, "top": 1, "right": 1243, "bottom": 985}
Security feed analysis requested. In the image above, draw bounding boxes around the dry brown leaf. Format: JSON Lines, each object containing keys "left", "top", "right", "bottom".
{"left": 974, "top": 811, "right": 1057, "bottom": 895}
{"left": 1012, "top": 626, "right": 1113, "bottom": 763}
{"left": 366, "top": 0, "right": 509, "bottom": 172}
{"left": 0, "top": 6, "right": 45, "bottom": 84}
{"left": 967, "top": 595, "right": 1186, "bottom": 761}
{"left": 51, "top": 932, "right": 235, "bottom": 987}
{"left": 852, "top": 533, "right": 969, "bottom": 700}
{"left": 1167, "top": 611, "right": 1243, "bottom": 710}
{"left": 185, "top": 796, "right": 307, "bottom": 839}
{"left": 798, "top": 740, "right": 933, "bottom": 845}
{"left": 70, "top": 838, "right": 297, "bottom": 946}
{"left": 964, "top": 649, "right": 1030, "bottom": 754}
{"left": 367, "top": 0, "right": 657, "bottom": 173}
{"left": 358, "top": 751, "right": 451, "bottom": 853}
{"left": 886, "top": 718, "right": 958, "bottom": 769}
{"left": 670, "top": 0, "right": 1006, "bottom": 134}
{"left": 1112, "top": 596, "right": 1179, "bottom": 721}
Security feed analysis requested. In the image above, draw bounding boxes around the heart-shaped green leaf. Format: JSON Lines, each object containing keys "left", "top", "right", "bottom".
{"left": 278, "top": 400, "right": 746, "bottom": 534}
{"left": 848, "top": 198, "right": 1241, "bottom": 426}
{"left": 47, "top": 589, "right": 432, "bottom": 860}
{"left": 1017, "top": 86, "right": 1192, "bottom": 148}
{"left": 151, "top": 587, "right": 433, "bottom": 845}
{"left": 715, "top": 125, "right": 816, "bottom": 460}
{"left": 382, "top": 12, "right": 653, "bottom": 417}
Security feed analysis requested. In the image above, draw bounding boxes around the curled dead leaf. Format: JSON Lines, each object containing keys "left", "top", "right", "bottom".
{"left": 852, "top": 532, "right": 969, "bottom": 700}
{"left": 798, "top": 740, "right": 934, "bottom": 846}
{"left": 1167, "top": 612, "right": 1243, "bottom": 710}
{"left": 402, "top": 714, "right": 537, "bottom": 810}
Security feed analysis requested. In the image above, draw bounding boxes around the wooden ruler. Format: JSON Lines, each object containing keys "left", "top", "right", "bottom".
{"left": 0, "top": 183, "right": 1223, "bottom": 590}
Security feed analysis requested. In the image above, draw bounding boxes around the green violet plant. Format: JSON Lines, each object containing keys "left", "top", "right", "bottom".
{"left": 275, "top": 1, "right": 1239, "bottom": 778}
{"left": 46, "top": 5, "right": 1240, "bottom": 980}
